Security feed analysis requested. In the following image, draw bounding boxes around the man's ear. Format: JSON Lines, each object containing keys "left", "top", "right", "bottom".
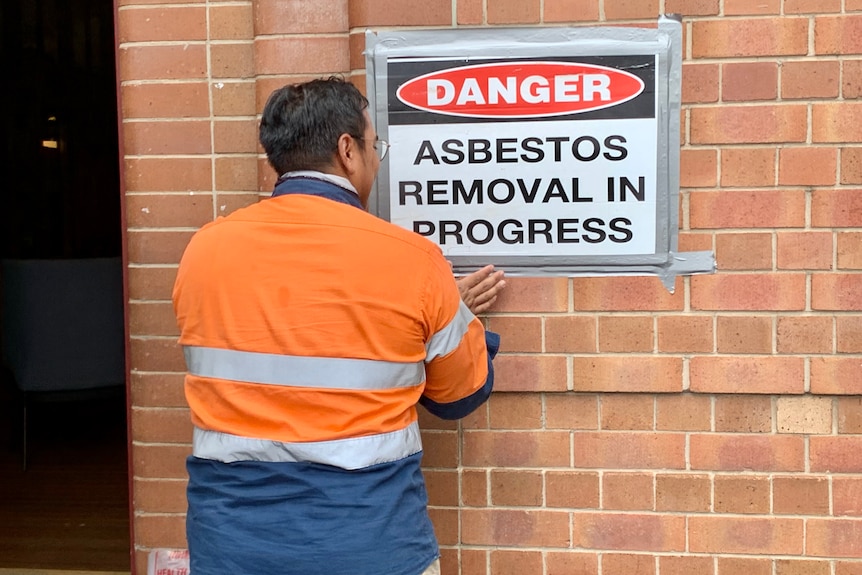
{"left": 335, "top": 133, "right": 359, "bottom": 176}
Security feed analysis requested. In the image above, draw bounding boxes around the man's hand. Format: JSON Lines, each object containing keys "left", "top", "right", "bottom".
{"left": 456, "top": 265, "right": 506, "bottom": 315}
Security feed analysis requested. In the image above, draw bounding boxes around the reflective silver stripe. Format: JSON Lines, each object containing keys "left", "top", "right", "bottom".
{"left": 425, "top": 300, "right": 474, "bottom": 361}
{"left": 192, "top": 421, "right": 422, "bottom": 469}
{"left": 183, "top": 346, "right": 425, "bottom": 389}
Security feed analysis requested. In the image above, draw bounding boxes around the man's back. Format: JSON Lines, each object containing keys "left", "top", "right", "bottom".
{"left": 173, "top": 183, "right": 491, "bottom": 575}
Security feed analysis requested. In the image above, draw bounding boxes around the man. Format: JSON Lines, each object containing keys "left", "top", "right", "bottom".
{"left": 172, "top": 77, "right": 505, "bottom": 575}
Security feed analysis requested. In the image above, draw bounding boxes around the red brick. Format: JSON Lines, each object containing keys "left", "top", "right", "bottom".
{"left": 424, "top": 469, "right": 458, "bottom": 506}
{"left": 211, "top": 42, "right": 254, "bottom": 79}
{"left": 807, "top": 518, "right": 862, "bottom": 558}
{"left": 490, "top": 550, "right": 543, "bottom": 575}
{"left": 717, "top": 557, "right": 772, "bottom": 575}
{"left": 128, "top": 231, "right": 194, "bottom": 265}
{"left": 602, "top": 472, "right": 654, "bottom": 510}
{"left": 785, "top": 0, "right": 841, "bottom": 12}
{"left": 545, "top": 316, "right": 597, "bottom": 353}
{"left": 130, "top": 373, "right": 186, "bottom": 408}
{"left": 494, "top": 355, "right": 567, "bottom": 392}
{"left": 488, "top": 394, "right": 542, "bottom": 429}
{"left": 546, "top": 551, "right": 599, "bottom": 575}
{"left": 130, "top": 337, "right": 186, "bottom": 373}
{"left": 815, "top": 15, "right": 862, "bottom": 54}
{"left": 837, "top": 316, "right": 862, "bottom": 353}
{"left": 837, "top": 563, "right": 862, "bottom": 575}
{"left": 715, "top": 233, "right": 772, "bottom": 270}
{"left": 574, "top": 512, "right": 685, "bottom": 552}
{"left": 724, "top": 0, "right": 779, "bottom": 13}
{"left": 128, "top": 266, "right": 178, "bottom": 301}
{"left": 681, "top": 148, "right": 718, "bottom": 187}
{"left": 678, "top": 232, "right": 714, "bottom": 253}
{"left": 691, "top": 357, "right": 804, "bottom": 394}
{"left": 812, "top": 274, "right": 862, "bottom": 311}
{"left": 691, "top": 274, "right": 806, "bottom": 311}
{"left": 777, "top": 231, "right": 834, "bottom": 270}
{"left": 714, "top": 395, "right": 772, "bottom": 433}
{"left": 124, "top": 120, "right": 212, "bottom": 156}
{"left": 209, "top": 3, "right": 253, "bottom": 40}
{"left": 813, "top": 103, "right": 862, "bottom": 143}
{"left": 129, "top": 301, "right": 180, "bottom": 337}
{"left": 428, "top": 507, "right": 457, "bottom": 545}
{"left": 657, "top": 316, "right": 713, "bottom": 353}
{"left": 420, "top": 430, "right": 458, "bottom": 468}
{"left": 460, "top": 549, "right": 487, "bottom": 575}
{"left": 773, "top": 475, "right": 830, "bottom": 515}
{"left": 779, "top": 147, "right": 838, "bottom": 186}
{"left": 841, "top": 147, "right": 862, "bottom": 184}
{"left": 490, "top": 470, "right": 543, "bottom": 506}
{"left": 690, "top": 434, "right": 805, "bottom": 472}
{"left": 716, "top": 315, "right": 772, "bottom": 354}
{"left": 573, "top": 357, "right": 683, "bottom": 393}
{"left": 834, "top": 477, "right": 862, "bottom": 516}
{"left": 487, "top": 0, "right": 540, "bottom": 23}
{"left": 812, "top": 190, "right": 862, "bottom": 227}
{"left": 690, "top": 190, "right": 806, "bottom": 229}
{"left": 117, "top": 6, "right": 207, "bottom": 42}
{"left": 493, "top": 277, "right": 568, "bottom": 312}
{"left": 545, "top": 393, "right": 599, "bottom": 430}
{"left": 457, "top": 0, "right": 483, "bottom": 24}
{"left": 131, "top": 406, "right": 192, "bottom": 443}
{"left": 838, "top": 232, "right": 862, "bottom": 269}
{"left": 598, "top": 316, "right": 653, "bottom": 352}
{"left": 126, "top": 194, "right": 214, "bottom": 228}
{"left": 461, "top": 509, "right": 571, "bottom": 547}
{"left": 254, "top": 0, "right": 347, "bottom": 34}
{"left": 461, "top": 469, "right": 487, "bottom": 507}
{"left": 689, "top": 516, "right": 803, "bottom": 554}
{"left": 214, "top": 120, "right": 258, "bottom": 155}
{"left": 839, "top": 397, "right": 862, "bottom": 433}
{"left": 463, "top": 431, "right": 570, "bottom": 467}
{"left": 656, "top": 394, "right": 712, "bottom": 431}
{"left": 682, "top": 63, "right": 719, "bottom": 104}
{"left": 573, "top": 277, "right": 683, "bottom": 311}
{"left": 546, "top": 471, "right": 600, "bottom": 509}
{"left": 722, "top": 62, "right": 778, "bottom": 101}
{"left": 691, "top": 18, "right": 808, "bottom": 58}
{"left": 720, "top": 148, "right": 776, "bottom": 187}
{"left": 349, "top": 0, "right": 451, "bottom": 26}
{"left": 665, "top": 0, "right": 719, "bottom": 16}
{"left": 132, "top": 444, "right": 192, "bottom": 479}
{"left": 134, "top": 478, "right": 188, "bottom": 514}
{"left": 543, "top": 0, "right": 600, "bottom": 22}
{"left": 122, "top": 82, "right": 210, "bottom": 119}
{"left": 811, "top": 357, "right": 862, "bottom": 395}
{"left": 844, "top": 60, "right": 862, "bottom": 99}
{"left": 118, "top": 44, "right": 208, "bottom": 81}
{"left": 604, "top": 0, "right": 659, "bottom": 20}
{"left": 133, "top": 514, "right": 187, "bottom": 548}
{"left": 213, "top": 81, "right": 256, "bottom": 117}
{"left": 217, "top": 193, "right": 260, "bottom": 217}
{"left": 573, "top": 431, "right": 686, "bottom": 469}
{"left": 781, "top": 60, "right": 841, "bottom": 99}
{"left": 776, "top": 559, "right": 832, "bottom": 575}
{"left": 660, "top": 555, "right": 715, "bottom": 575}
{"left": 656, "top": 473, "right": 711, "bottom": 512}
{"left": 810, "top": 437, "right": 862, "bottom": 473}
{"left": 600, "top": 394, "right": 655, "bottom": 430}
{"left": 254, "top": 37, "right": 348, "bottom": 76}
{"left": 777, "top": 316, "right": 833, "bottom": 354}
{"left": 691, "top": 105, "right": 808, "bottom": 145}
{"left": 602, "top": 554, "right": 655, "bottom": 575}
{"left": 215, "top": 156, "right": 257, "bottom": 192}
{"left": 485, "top": 317, "right": 542, "bottom": 353}
{"left": 125, "top": 158, "right": 213, "bottom": 192}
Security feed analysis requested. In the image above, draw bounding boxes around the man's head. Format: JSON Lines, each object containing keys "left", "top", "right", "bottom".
{"left": 259, "top": 77, "right": 381, "bottom": 206}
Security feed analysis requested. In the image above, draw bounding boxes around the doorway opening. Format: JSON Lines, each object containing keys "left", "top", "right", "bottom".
{"left": 0, "top": 0, "right": 130, "bottom": 571}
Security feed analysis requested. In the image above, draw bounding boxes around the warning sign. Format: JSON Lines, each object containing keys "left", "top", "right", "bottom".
{"left": 366, "top": 19, "right": 714, "bottom": 290}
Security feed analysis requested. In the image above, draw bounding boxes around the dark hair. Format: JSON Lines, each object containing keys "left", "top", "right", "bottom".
{"left": 259, "top": 77, "right": 369, "bottom": 175}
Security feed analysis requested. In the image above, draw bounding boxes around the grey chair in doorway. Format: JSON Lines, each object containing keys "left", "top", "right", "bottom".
{"left": 0, "top": 257, "right": 126, "bottom": 469}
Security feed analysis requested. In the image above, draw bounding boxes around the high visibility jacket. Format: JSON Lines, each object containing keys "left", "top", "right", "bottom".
{"left": 173, "top": 175, "right": 497, "bottom": 575}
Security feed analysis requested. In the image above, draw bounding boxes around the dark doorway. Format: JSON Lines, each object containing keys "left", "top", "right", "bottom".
{"left": 0, "top": 0, "right": 130, "bottom": 570}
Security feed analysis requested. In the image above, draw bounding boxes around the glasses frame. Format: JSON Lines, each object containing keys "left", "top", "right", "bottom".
{"left": 353, "top": 135, "right": 390, "bottom": 161}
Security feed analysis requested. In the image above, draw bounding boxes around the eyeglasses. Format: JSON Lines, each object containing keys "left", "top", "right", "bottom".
{"left": 354, "top": 136, "right": 390, "bottom": 161}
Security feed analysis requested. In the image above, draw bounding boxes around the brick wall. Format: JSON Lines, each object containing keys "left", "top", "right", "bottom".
{"left": 116, "top": 0, "right": 862, "bottom": 573}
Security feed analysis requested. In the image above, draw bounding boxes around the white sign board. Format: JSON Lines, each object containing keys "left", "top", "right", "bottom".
{"left": 366, "top": 18, "right": 714, "bottom": 290}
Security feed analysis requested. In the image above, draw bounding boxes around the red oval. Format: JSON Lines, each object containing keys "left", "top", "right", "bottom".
{"left": 396, "top": 61, "right": 645, "bottom": 119}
